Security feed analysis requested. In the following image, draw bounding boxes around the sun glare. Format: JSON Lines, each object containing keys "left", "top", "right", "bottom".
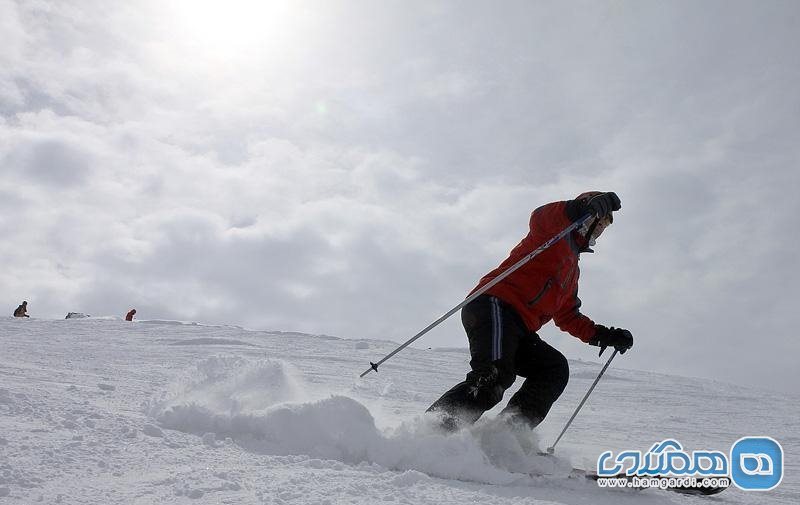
{"left": 169, "top": 0, "right": 305, "bottom": 58}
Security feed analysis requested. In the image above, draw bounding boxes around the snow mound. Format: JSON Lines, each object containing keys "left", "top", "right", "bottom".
{"left": 138, "top": 319, "right": 200, "bottom": 326}
{"left": 159, "top": 395, "right": 381, "bottom": 463}
{"left": 152, "top": 357, "right": 572, "bottom": 485}
{"left": 169, "top": 338, "right": 255, "bottom": 346}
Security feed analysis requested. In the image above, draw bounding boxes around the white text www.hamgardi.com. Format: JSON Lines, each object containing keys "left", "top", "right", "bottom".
{"left": 596, "top": 476, "right": 730, "bottom": 490}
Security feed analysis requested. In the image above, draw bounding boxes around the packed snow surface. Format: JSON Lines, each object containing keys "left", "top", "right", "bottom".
{"left": 0, "top": 317, "right": 797, "bottom": 504}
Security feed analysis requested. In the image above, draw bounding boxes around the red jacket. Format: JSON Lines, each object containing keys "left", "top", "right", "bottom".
{"left": 470, "top": 201, "right": 596, "bottom": 342}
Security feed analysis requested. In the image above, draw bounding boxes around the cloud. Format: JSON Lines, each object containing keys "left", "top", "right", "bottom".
{"left": 4, "top": 137, "right": 93, "bottom": 186}
{"left": 1, "top": 0, "right": 798, "bottom": 394}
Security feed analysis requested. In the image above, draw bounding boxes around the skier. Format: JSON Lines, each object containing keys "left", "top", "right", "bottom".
{"left": 125, "top": 309, "right": 137, "bottom": 321}
{"left": 427, "top": 191, "right": 634, "bottom": 431}
{"left": 13, "top": 301, "right": 30, "bottom": 318}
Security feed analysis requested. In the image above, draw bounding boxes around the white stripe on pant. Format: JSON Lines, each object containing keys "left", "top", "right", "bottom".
{"left": 491, "top": 297, "right": 503, "bottom": 360}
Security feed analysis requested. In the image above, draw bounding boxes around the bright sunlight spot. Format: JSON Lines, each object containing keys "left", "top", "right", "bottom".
{"left": 168, "top": 0, "right": 308, "bottom": 58}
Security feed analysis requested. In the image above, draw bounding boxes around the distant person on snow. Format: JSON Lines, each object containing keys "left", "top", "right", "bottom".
{"left": 427, "top": 191, "right": 634, "bottom": 431}
{"left": 13, "top": 301, "right": 30, "bottom": 318}
{"left": 125, "top": 309, "right": 136, "bottom": 321}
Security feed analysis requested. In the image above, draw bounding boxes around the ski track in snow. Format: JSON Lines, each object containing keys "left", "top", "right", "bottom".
{"left": 0, "top": 317, "right": 797, "bottom": 504}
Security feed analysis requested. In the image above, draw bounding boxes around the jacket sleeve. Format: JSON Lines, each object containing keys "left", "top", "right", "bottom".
{"left": 553, "top": 290, "right": 596, "bottom": 343}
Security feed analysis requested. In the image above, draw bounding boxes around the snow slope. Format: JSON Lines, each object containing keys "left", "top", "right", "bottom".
{"left": 0, "top": 317, "right": 797, "bottom": 504}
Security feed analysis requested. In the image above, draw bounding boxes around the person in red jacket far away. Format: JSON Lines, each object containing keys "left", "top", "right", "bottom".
{"left": 125, "top": 309, "right": 137, "bottom": 321}
{"left": 427, "top": 191, "right": 634, "bottom": 431}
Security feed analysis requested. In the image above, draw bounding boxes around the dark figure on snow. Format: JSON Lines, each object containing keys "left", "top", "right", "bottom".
{"left": 427, "top": 191, "right": 634, "bottom": 431}
{"left": 125, "top": 309, "right": 136, "bottom": 321}
{"left": 13, "top": 301, "right": 29, "bottom": 318}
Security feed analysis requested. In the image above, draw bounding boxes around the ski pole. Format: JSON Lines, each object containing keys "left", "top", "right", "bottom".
{"left": 359, "top": 214, "right": 594, "bottom": 378}
{"left": 547, "top": 349, "right": 618, "bottom": 454}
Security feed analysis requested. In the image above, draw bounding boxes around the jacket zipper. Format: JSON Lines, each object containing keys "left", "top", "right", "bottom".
{"left": 526, "top": 278, "right": 553, "bottom": 307}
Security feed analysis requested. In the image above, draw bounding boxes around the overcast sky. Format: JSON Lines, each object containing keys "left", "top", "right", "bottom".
{"left": 2, "top": 0, "right": 798, "bottom": 394}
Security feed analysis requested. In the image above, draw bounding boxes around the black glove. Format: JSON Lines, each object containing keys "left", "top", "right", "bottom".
{"left": 589, "top": 324, "right": 633, "bottom": 356}
{"left": 586, "top": 192, "right": 621, "bottom": 219}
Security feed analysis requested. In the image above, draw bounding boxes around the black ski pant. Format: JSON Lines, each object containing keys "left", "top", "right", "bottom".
{"left": 427, "top": 295, "right": 569, "bottom": 428}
